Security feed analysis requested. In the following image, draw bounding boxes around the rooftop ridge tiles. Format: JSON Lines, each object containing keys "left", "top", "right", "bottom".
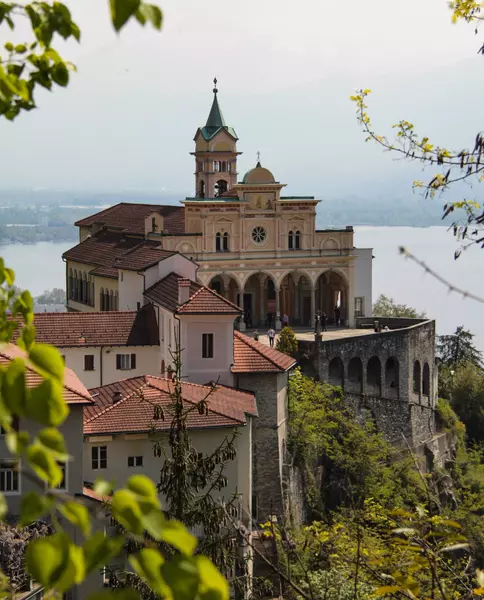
{"left": 234, "top": 331, "right": 297, "bottom": 372}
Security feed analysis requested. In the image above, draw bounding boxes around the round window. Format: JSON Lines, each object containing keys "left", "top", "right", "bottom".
{"left": 252, "top": 226, "right": 267, "bottom": 244}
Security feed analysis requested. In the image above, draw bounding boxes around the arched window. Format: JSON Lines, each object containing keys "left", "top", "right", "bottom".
{"left": 82, "top": 272, "right": 87, "bottom": 303}
{"left": 216, "top": 232, "right": 222, "bottom": 252}
{"left": 288, "top": 231, "right": 294, "bottom": 250}
{"left": 151, "top": 216, "right": 157, "bottom": 233}
{"left": 413, "top": 361, "right": 421, "bottom": 397}
{"left": 114, "top": 291, "right": 118, "bottom": 311}
{"left": 367, "top": 356, "right": 382, "bottom": 396}
{"left": 199, "top": 180, "right": 205, "bottom": 198}
{"left": 295, "top": 230, "right": 301, "bottom": 249}
{"left": 223, "top": 232, "right": 229, "bottom": 252}
{"left": 348, "top": 357, "right": 363, "bottom": 393}
{"left": 68, "top": 269, "right": 73, "bottom": 299}
{"left": 267, "top": 278, "right": 276, "bottom": 300}
{"left": 100, "top": 288, "right": 105, "bottom": 311}
{"left": 73, "top": 270, "right": 78, "bottom": 301}
{"left": 215, "top": 179, "right": 228, "bottom": 196}
{"left": 213, "top": 161, "right": 220, "bottom": 172}
{"left": 328, "top": 357, "right": 344, "bottom": 388}
{"left": 109, "top": 290, "right": 114, "bottom": 310}
{"left": 422, "top": 362, "right": 430, "bottom": 397}
{"left": 104, "top": 290, "right": 110, "bottom": 311}
{"left": 91, "top": 281, "right": 95, "bottom": 306}
{"left": 220, "top": 161, "right": 227, "bottom": 172}
{"left": 227, "top": 162, "right": 231, "bottom": 172}
{"left": 385, "top": 357, "right": 399, "bottom": 399}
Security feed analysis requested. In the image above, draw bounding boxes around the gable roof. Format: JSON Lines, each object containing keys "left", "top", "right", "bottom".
{"left": 75, "top": 203, "right": 185, "bottom": 236}
{"left": 0, "top": 344, "right": 93, "bottom": 405}
{"left": 144, "top": 273, "right": 241, "bottom": 315}
{"left": 113, "top": 246, "right": 175, "bottom": 271}
{"left": 10, "top": 304, "right": 159, "bottom": 347}
{"left": 232, "top": 331, "right": 297, "bottom": 373}
{"left": 84, "top": 375, "right": 257, "bottom": 435}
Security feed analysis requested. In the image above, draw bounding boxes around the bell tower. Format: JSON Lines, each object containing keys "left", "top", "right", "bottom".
{"left": 191, "top": 79, "right": 241, "bottom": 198}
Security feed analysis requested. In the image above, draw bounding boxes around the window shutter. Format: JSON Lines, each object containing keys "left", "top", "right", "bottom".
{"left": 131, "top": 354, "right": 136, "bottom": 369}
{"left": 116, "top": 354, "right": 121, "bottom": 370}
{"left": 209, "top": 334, "right": 213, "bottom": 358}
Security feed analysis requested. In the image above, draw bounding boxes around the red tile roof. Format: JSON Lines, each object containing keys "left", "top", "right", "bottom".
{"left": 84, "top": 375, "right": 256, "bottom": 435}
{"left": 232, "top": 331, "right": 297, "bottom": 373}
{"left": 75, "top": 203, "right": 185, "bottom": 235}
{"left": 90, "top": 265, "right": 118, "bottom": 279}
{"left": 144, "top": 272, "right": 241, "bottom": 315}
{"left": 80, "top": 486, "right": 111, "bottom": 503}
{"left": 0, "top": 344, "right": 93, "bottom": 405}
{"left": 113, "top": 246, "right": 175, "bottom": 271}
{"left": 10, "top": 304, "right": 159, "bottom": 347}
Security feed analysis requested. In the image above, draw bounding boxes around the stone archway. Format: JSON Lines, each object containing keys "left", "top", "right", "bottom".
{"left": 208, "top": 274, "right": 240, "bottom": 305}
{"left": 243, "top": 272, "right": 279, "bottom": 328}
{"left": 315, "top": 270, "right": 349, "bottom": 326}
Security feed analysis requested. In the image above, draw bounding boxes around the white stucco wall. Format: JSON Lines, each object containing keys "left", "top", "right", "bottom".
{"left": 353, "top": 247, "right": 373, "bottom": 318}
{"left": 179, "top": 315, "right": 235, "bottom": 385}
{"left": 61, "top": 345, "right": 161, "bottom": 388}
{"left": 118, "top": 270, "right": 144, "bottom": 311}
{"left": 83, "top": 424, "right": 252, "bottom": 520}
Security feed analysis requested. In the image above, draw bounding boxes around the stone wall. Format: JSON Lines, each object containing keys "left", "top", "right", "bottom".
{"left": 299, "top": 321, "right": 438, "bottom": 447}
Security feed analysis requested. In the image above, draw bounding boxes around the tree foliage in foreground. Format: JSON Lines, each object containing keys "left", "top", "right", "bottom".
{"left": 350, "top": 2, "right": 484, "bottom": 256}
{"left": 373, "top": 294, "right": 426, "bottom": 319}
{"left": 0, "top": 0, "right": 162, "bottom": 121}
{"left": 0, "top": 260, "right": 229, "bottom": 599}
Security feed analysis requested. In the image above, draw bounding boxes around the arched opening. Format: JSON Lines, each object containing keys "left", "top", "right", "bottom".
{"left": 151, "top": 216, "right": 157, "bottom": 233}
{"left": 367, "top": 356, "right": 381, "bottom": 396}
{"left": 223, "top": 232, "right": 229, "bottom": 252}
{"left": 100, "top": 287, "right": 105, "bottom": 311}
{"left": 347, "top": 357, "right": 363, "bottom": 393}
{"left": 215, "top": 232, "right": 222, "bottom": 252}
{"left": 209, "top": 275, "right": 224, "bottom": 296}
{"left": 242, "top": 273, "right": 279, "bottom": 328}
{"left": 315, "top": 271, "right": 349, "bottom": 327}
{"left": 220, "top": 161, "right": 227, "bottom": 172}
{"left": 215, "top": 179, "right": 228, "bottom": 197}
{"left": 413, "top": 361, "right": 421, "bottom": 399}
{"left": 109, "top": 290, "right": 114, "bottom": 311}
{"left": 422, "top": 362, "right": 430, "bottom": 397}
{"left": 328, "top": 357, "right": 344, "bottom": 388}
{"left": 91, "top": 279, "right": 95, "bottom": 307}
{"left": 68, "top": 269, "right": 73, "bottom": 300}
{"left": 199, "top": 180, "right": 205, "bottom": 198}
{"left": 82, "top": 272, "right": 87, "bottom": 304}
{"left": 74, "top": 270, "right": 79, "bottom": 301}
{"left": 114, "top": 291, "right": 118, "bottom": 311}
{"left": 288, "top": 231, "right": 294, "bottom": 250}
{"left": 294, "top": 230, "right": 301, "bottom": 249}
{"left": 104, "top": 289, "right": 110, "bottom": 311}
{"left": 385, "top": 357, "right": 399, "bottom": 399}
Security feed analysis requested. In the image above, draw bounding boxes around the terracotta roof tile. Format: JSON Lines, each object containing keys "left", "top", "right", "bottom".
{"left": 90, "top": 265, "right": 119, "bottom": 279}
{"left": 10, "top": 304, "right": 159, "bottom": 347}
{"left": 80, "top": 486, "right": 111, "bottom": 503}
{"left": 75, "top": 203, "right": 185, "bottom": 235}
{"left": 177, "top": 286, "right": 241, "bottom": 315}
{"left": 113, "top": 246, "right": 175, "bottom": 271}
{"left": 0, "top": 344, "right": 93, "bottom": 405}
{"left": 232, "top": 331, "right": 297, "bottom": 373}
{"left": 144, "top": 273, "right": 202, "bottom": 312}
{"left": 84, "top": 375, "right": 256, "bottom": 435}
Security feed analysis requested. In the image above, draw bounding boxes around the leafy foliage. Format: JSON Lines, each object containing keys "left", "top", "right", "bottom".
{"left": 276, "top": 326, "right": 298, "bottom": 357}
{"left": 373, "top": 294, "right": 426, "bottom": 319}
{"left": 0, "top": 0, "right": 162, "bottom": 121}
{"left": 438, "top": 326, "right": 483, "bottom": 369}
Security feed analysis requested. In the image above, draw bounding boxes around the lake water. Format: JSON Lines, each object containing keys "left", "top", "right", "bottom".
{"left": 0, "top": 227, "right": 482, "bottom": 349}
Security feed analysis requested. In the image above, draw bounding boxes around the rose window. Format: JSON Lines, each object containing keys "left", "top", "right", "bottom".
{"left": 252, "top": 226, "right": 266, "bottom": 244}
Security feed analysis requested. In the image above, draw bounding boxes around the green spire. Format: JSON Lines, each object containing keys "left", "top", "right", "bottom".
{"left": 205, "top": 77, "right": 226, "bottom": 129}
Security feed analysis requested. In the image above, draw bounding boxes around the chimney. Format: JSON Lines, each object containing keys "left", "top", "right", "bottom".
{"left": 178, "top": 278, "right": 191, "bottom": 306}
{"left": 112, "top": 390, "right": 122, "bottom": 404}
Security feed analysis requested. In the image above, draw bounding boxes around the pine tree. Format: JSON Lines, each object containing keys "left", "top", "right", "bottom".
{"left": 276, "top": 326, "right": 298, "bottom": 357}
{"left": 437, "top": 326, "right": 483, "bottom": 369}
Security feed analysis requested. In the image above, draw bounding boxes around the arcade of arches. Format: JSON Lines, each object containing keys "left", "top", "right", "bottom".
{"left": 209, "top": 270, "right": 349, "bottom": 328}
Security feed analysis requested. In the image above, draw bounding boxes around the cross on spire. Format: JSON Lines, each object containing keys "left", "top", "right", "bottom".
{"left": 256, "top": 151, "right": 261, "bottom": 167}
{"left": 213, "top": 77, "right": 218, "bottom": 94}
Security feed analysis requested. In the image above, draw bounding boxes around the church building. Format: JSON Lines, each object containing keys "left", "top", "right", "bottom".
{"left": 65, "top": 80, "right": 372, "bottom": 328}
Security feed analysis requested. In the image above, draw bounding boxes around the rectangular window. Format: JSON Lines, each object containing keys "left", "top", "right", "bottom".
{"left": 84, "top": 355, "right": 94, "bottom": 371}
{"left": 202, "top": 333, "right": 214, "bottom": 359}
{"left": 227, "top": 162, "right": 231, "bottom": 173}
{"left": 128, "top": 456, "right": 143, "bottom": 468}
{"left": 213, "top": 160, "right": 220, "bottom": 172}
{"left": 355, "top": 297, "right": 364, "bottom": 317}
{"left": 199, "top": 162, "right": 204, "bottom": 172}
{"left": 0, "top": 460, "right": 19, "bottom": 493}
{"left": 92, "top": 446, "right": 107, "bottom": 469}
{"left": 50, "top": 462, "right": 67, "bottom": 492}
{"left": 116, "top": 354, "right": 136, "bottom": 370}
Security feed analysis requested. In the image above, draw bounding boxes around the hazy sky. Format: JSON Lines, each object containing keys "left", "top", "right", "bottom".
{"left": 0, "top": 0, "right": 480, "bottom": 195}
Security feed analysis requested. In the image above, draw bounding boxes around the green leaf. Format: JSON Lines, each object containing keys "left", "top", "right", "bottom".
{"left": 4, "top": 42, "right": 13, "bottom": 52}
{"left": 138, "top": 3, "right": 163, "bottom": 29}
{"left": 374, "top": 586, "right": 402, "bottom": 597}
{"left": 29, "top": 343, "right": 64, "bottom": 383}
{"left": 110, "top": 0, "right": 141, "bottom": 32}
{"left": 14, "top": 44, "right": 27, "bottom": 54}
{"left": 0, "top": 493, "right": 7, "bottom": 521}
{"left": 26, "top": 442, "right": 63, "bottom": 487}
{"left": 20, "top": 491, "right": 53, "bottom": 526}
{"left": 38, "top": 427, "right": 68, "bottom": 460}
{"left": 129, "top": 549, "right": 168, "bottom": 597}
{"left": 26, "top": 532, "right": 70, "bottom": 588}
{"left": 20, "top": 324, "right": 36, "bottom": 351}
{"left": 111, "top": 490, "right": 144, "bottom": 535}
{"left": 87, "top": 591, "right": 140, "bottom": 600}
{"left": 55, "top": 542, "right": 86, "bottom": 592}
{"left": 6, "top": 431, "right": 30, "bottom": 455}
{"left": 126, "top": 474, "right": 160, "bottom": 508}
{"left": 52, "top": 62, "right": 69, "bottom": 87}
{"left": 160, "top": 519, "right": 197, "bottom": 556}
{"left": 195, "top": 556, "right": 229, "bottom": 600}
{"left": 83, "top": 532, "right": 124, "bottom": 573}
{"left": 4, "top": 267, "right": 14, "bottom": 285}
{"left": 93, "top": 476, "right": 113, "bottom": 497}
{"left": 2, "top": 358, "right": 26, "bottom": 416}
{"left": 162, "top": 555, "right": 199, "bottom": 600}
{"left": 140, "top": 507, "right": 165, "bottom": 540}
{"left": 59, "top": 500, "right": 91, "bottom": 536}
{"left": 26, "top": 378, "right": 69, "bottom": 427}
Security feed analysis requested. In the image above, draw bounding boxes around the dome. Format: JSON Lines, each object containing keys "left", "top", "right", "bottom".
{"left": 242, "top": 162, "right": 276, "bottom": 184}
